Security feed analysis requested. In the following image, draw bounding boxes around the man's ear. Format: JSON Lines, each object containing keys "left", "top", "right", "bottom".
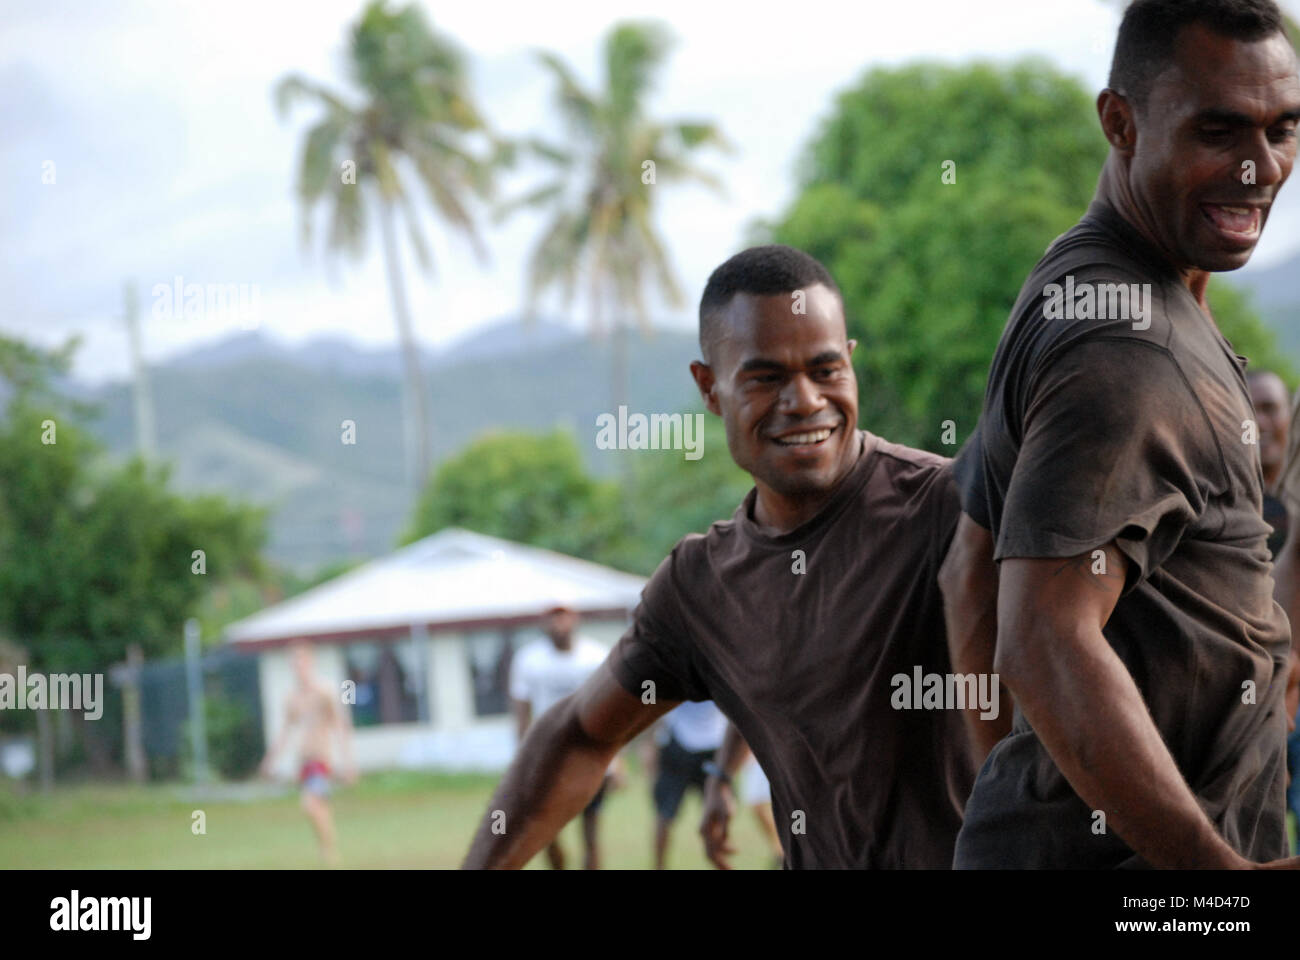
{"left": 690, "top": 360, "right": 723, "bottom": 417}
{"left": 1097, "top": 89, "right": 1137, "bottom": 153}
{"left": 846, "top": 338, "right": 858, "bottom": 358}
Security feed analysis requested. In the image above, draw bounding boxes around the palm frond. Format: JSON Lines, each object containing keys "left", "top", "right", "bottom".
{"left": 605, "top": 21, "right": 674, "bottom": 121}
{"left": 493, "top": 182, "right": 566, "bottom": 225}
{"left": 327, "top": 175, "right": 367, "bottom": 258}
{"left": 412, "top": 152, "right": 488, "bottom": 263}
{"left": 535, "top": 50, "right": 599, "bottom": 134}
{"left": 274, "top": 73, "right": 352, "bottom": 121}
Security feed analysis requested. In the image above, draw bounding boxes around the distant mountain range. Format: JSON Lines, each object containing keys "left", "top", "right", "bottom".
{"left": 68, "top": 255, "right": 1297, "bottom": 575}
{"left": 81, "top": 319, "right": 703, "bottom": 573}
{"left": 1238, "top": 252, "right": 1300, "bottom": 309}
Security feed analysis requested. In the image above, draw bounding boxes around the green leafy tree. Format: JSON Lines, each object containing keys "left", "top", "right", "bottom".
{"left": 276, "top": 0, "right": 498, "bottom": 490}
{"left": 404, "top": 417, "right": 756, "bottom": 576}
{"left": 503, "top": 21, "right": 729, "bottom": 417}
{"left": 0, "top": 406, "right": 266, "bottom": 675}
{"left": 1207, "top": 283, "right": 1296, "bottom": 382}
{"left": 0, "top": 336, "right": 267, "bottom": 674}
{"left": 606, "top": 413, "right": 753, "bottom": 574}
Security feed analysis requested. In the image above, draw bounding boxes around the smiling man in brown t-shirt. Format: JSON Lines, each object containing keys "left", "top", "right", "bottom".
{"left": 462, "top": 245, "right": 985, "bottom": 869}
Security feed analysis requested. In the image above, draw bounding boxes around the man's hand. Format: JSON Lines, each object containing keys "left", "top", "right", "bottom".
{"left": 462, "top": 664, "right": 678, "bottom": 869}
{"left": 699, "top": 777, "right": 738, "bottom": 870}
{"left": 608, "top": 753, "right": 627, "bottom": 791}
{"left": 342, "top": 764, "right": 360, "bottom": 786}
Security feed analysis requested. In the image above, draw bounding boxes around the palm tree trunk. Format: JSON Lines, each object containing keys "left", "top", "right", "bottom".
{"left": 609, "top": 302, "right": 634, "bottom": 490}
{"left": 612, "top": 316, "right": 629, "bottom": 429}
{"left": 377, "top": 195, "right": 433, "bottom": 492}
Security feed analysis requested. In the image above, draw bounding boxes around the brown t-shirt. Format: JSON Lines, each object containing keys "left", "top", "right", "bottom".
{"left": 952, "top": 201, "right": 1291, "bottom": 868}
{"left": 609, "top": 431, "right": 976, "bottom": 868}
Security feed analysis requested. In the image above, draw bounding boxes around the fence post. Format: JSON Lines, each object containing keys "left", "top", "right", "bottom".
{"left": 184, "top": 619, "right": 209, "bottom": 783}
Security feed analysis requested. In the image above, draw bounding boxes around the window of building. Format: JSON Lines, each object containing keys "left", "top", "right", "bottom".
{"left": 343, "top": 639, "right": 424, "bottom": 726}
{"left": 466, "top": 627, "right": 544, "bottom": 718}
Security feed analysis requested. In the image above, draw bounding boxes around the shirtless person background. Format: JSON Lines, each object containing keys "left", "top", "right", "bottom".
{"left": 260, "top": 642, "right": 358, "bottom": 865}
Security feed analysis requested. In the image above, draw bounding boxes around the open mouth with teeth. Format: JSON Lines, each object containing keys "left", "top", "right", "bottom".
{"left": 772, "top": 425, "right": 837, "bottom": 448}
{"left": 1202, "top": 203, "right": 1262, "bottom": 244}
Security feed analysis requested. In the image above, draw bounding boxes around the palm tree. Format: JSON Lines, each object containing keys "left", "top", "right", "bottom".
{"left": 502, "top": 21, "right": 730, "bottom": 421}
{"left": 275, "top": 0, "right": 498, "bottom": 491}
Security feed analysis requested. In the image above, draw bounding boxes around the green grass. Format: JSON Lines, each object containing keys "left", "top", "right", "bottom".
{"left": 0, "top": 763, "right": 778, "bottom": 870}
{"left": 3, "top": 770, "right": 1294, "bottom": 868}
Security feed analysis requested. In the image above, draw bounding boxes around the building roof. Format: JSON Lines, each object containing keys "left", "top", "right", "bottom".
{"left": 225, "top": 528, "right": 647, "bottom": 648}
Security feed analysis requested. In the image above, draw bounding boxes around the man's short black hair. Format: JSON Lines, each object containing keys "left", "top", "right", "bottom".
{"left": 698, "top": 244, "right": 841, "bottom": 361}
{"left": 1109, "top": 0, "right": 1287, "bottom": 111}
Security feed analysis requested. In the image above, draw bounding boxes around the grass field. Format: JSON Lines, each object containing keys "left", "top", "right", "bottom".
{"left": 6, "top": 767, "right": 1290, "bottom": 869}
{"left": 0, "top": 761, "right": 778, "bottom": 870}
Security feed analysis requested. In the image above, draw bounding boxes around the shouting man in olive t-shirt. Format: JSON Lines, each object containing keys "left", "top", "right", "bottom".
{"left": 463, "top": 245, "right": 993, "bottom": 870}
{"left": 944, "top": 0, "right": 1300, "bottom": 869}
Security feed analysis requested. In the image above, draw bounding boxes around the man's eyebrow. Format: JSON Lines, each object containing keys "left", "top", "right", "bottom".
{"left": 807, "top": 350, "right": 846, "bottom": 367}
{"left": 737, "top": 358, "right": 786, "bottom": 374}
{"left": 1192, "top": 107, "right": 1300, "bottom": 127}
{"left": 736, "top": 351, "right": 846, "bottom": 375}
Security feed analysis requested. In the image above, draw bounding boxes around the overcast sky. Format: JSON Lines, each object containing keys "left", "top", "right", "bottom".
{"left": 3, "top": 0, "right": 1298, "bottom": 384}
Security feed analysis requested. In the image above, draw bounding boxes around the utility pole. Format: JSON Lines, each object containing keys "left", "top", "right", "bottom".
{"left": 184, "top": 618, "right": 209, "bottom": 783}
{"left": 123, "top": 280, "right": 155, "bottom": 458}
{"left": 120, "top": 279, "right": 153, "bottom": 783}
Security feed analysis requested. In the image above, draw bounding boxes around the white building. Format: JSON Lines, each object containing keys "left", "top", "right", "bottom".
{"left": 224, "top": 529, "right": 646, "bottom": 774}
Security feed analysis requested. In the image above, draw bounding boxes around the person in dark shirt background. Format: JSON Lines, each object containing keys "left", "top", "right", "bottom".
{"left": 1274, "top": 391, "right": 1300, "bottom": 851}
{"left": 1249, "top": 369, "right": 1291, "bottom": 557}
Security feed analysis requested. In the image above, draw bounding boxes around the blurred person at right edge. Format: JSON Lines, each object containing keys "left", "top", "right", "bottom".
{"left": 1272, "top": 385, "right": 1300, "bottom": 852}
{"left": 1249, "top": 370, "right": 1291, "bottom": 556}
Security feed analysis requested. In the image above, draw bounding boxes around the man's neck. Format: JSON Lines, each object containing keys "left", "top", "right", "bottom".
{"left": 1094, "top": 156, "right": 1211, "bottom": 309}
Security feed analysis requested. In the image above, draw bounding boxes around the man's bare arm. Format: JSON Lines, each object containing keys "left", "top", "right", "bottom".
{"left": 699, "top": 720, "right": 753, "bottom": 870}
{"left": 258, "top": 700, "right": 297, "bottom": 776}
{"left": 512, "top": 698, "right": 532, "bottom": 743}
{"left": 937, "top": 512, "right": 1012, "bottom": 763}
{"left": 332, "top": 693, "right": 358, "bottom": 781}
{"left": 714, "top": 720, "right": 750, "bottom": 779}
{"left": 999, "top": 544, "right": 1285, "bottom": 869}
{"left": 462, "top": 663, "right": 677, "bottom": 869}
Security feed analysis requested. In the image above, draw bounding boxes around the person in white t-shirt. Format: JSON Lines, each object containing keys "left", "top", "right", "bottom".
{"left": 650, "top": 699, "right": 727, "bottom": 869}
{"left": 509, "top": 604, "right": 616, "bottom": 869}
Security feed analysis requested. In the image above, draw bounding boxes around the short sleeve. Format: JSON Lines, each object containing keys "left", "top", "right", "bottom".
{"left": 608, "top": 549, "right": 710, "bottom": 703}
{"left": 952, "top": 423, "right": 992, "bottom": 530}
{"left": 1280, "top": 391, "right": 1300, "bottom": 515}
{"left": 996, "top": 337, "right": 1212, "bottom": 588}
{"left": 508, "top": 647, "right": 533, "bottom": 704}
